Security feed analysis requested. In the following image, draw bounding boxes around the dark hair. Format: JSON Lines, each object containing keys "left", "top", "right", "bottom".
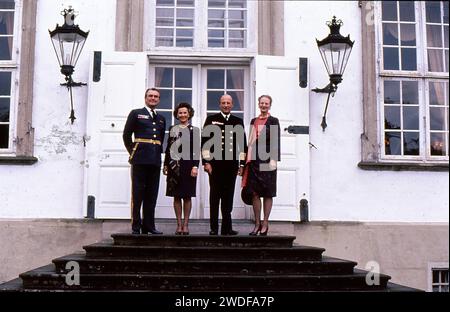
{"left": 173, "top": 102, "right": 195, "bottom": 120}
{"left": 258, "top": 94, "right": 272, "bottom": 104}
{"left": 145, "top": 87, "right": 160, "bottom": 97}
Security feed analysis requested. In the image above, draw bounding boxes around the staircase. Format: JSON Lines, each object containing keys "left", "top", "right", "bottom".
{"left": 0, "top": 233, "right": 418, "bottom": 292}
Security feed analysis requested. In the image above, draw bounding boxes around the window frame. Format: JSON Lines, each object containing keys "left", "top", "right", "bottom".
{"left": 144, "top": 0, "right": 257, "bottom": 54}
{"left": 428, "top": 262, "right": 449, "bottom": 292}
{"left": 360, "top": 1, "right": 449, "bottom": 169}
{"left": 0, "top": 0, "right": 22, "bottom": 155}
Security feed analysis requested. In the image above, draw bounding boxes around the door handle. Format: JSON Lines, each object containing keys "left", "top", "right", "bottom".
{"left": 284, "top": 125, "right": 309, "bottom": 134}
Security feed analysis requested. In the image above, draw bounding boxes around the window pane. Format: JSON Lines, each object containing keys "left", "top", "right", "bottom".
{"left": 430, "top": 107, "right": 446, "bottom": 130}
{"left": 229, "top": 39, "right": 244, "bottom": 48}
{"left": 0, "top": 37, "right": 12, "bottom": 60}
{"left": 156, "top": 0, "right": 174, "bottom": 6}
{"left": 403, "top": 132, "right": 420, "bottom": 155}
{"left": 207, "top": 91, "right": 223, "bottom": 110}
{"left": 175, "top": 68, "right": 192, "bottom": 88}
{"left": 227, "top": 69, "right": 244, "bottom": 89}
{"left": 156, "top": 38, "right": 174, "bottom": 46}
{"left": 403, "top": 107, "right": 419, "bottom": 130}
{"left": 176, "top": 38, "right": 193, "bottom": 47}
{"left": 400, "top": 24, "right": 416, "bottom": 46}
{"left": 384, "top": 47, "right": 399, "bottom": 70}
{"left": 0, "top": 97, "right": 9, "bottom": 122}
{"left": 156, "top": 8, "right": 174, "bottom": 18}
{"left": 207, "top": 69, "right": 225, "bottom": 89}
{"left": 229, "top": 0, "right": 246, "bottom": 9}
{"left": 176, "top": 19, "right": 194, "bottom": 27}
{"left": 176, "top": 29, "right": 193, "bottom": 37}
{"left": 158, "top": 89, "right": 173, "bottom": 110}
{"left": 401, "top": 48, "right": 417, "bottom": 70}
{"left": 383, "top": 23, "right": 398, "bottom": 45}
{"left": 399, "top": 1, "right": 415, "bottom": 22}
{"left": 208, "top": 20, "right": 225, "bottom": 27}
{"left": 444, "top": 26, "right": 448, "bottom": 48}
{"left": 444, "top": 2, "right": 449, "bottom": 23}
{"left": 384, "top": 80, "right": 400, "bottom": 104}
{"left": 208, "top": 29, "right": 224, "bottom": 38}
{"left": 445, "top": 50, "right": 449, "bottom": 72}
{"left": 428, "top": 49, "right": 444, "bottom": 72}
{"left": 229, "top": 30, "right": 245, "bottom": 39}
{"left": 402, "top": 81, "right": 418, "bottom": 104}
{"left": 156, "top": 28, "right": 174, "bottom": 37}
{"left": 177, "top": 0, "right": 194, "bottom": 7}
{"left": 382, "top": 1, "right": 397, "bottom": 21}
{"left": 0, "top": 71, "right": 11, "bottom": 95}
{"left": 209, "top": 9, "right": 225, "bottom": 19}
{"left": 433, "top": 270, "right": 440, "bottom": 283}
{"left": 430, "top": 133, "right": 447, "bottom": 156}
{"left": 174, "top": 90, "right": 191, "bottom": 105}
{"left": 155, "top": 68, "right": 173, "bottom": 88}
{"left": 442, "top": 270, "right": 449, "bottom": 283}
{"left": 0, "top": 11, "right": 14, "bottom": 35}
{"left": 227, "top": 91, "right": 244, "bottom": 111}
{"left": 385, "top": 132, "right": 401, "bottom": 155}
{"left": 177, "top": 8, "right": 194, "bottom": 18}
{"left": 429, "top": 82, "right": 446, "bottom": 105}
{"left": 427, "top": 25, "right": 443, "bottom": 48}
{"left": 426, "top": 1, "right": 442, "bottom": 23}
{"left": 384, "top": 106, "right": 401, "bottom": 129}
{"left": 0, "top": 0, "right": 15, "bottom": 9}
{"left": 228, "top": 10, "right": 246, "bottom": 20}
{"left": 0, "top": 124, "right": 8, "bottom": 148}
{"left": 208, "top": 39, "right": 224, "bottom": 47}
{"left": 208, "top": 0, "right": 226, "bottom": 8}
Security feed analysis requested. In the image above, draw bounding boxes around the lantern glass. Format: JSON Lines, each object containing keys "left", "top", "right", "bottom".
{"left": 50, "top": 32, "right": 87, "bottom": 68}
{"left": 318, "top": 42, "right": 353, "bottom": 77}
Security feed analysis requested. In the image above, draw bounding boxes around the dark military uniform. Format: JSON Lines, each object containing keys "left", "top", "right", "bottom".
{"left": 123, "top": 107, "right": 166, "bottom": 234}
{"left": 202, "top": 113, "right": 247, "bottom": 235}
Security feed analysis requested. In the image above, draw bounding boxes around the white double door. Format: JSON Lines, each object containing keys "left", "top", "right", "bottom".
{"left": 84, "top": 52, "right": 309, "bottom": 222}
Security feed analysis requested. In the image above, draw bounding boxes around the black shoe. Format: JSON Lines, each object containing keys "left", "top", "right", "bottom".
{"left": 222, "top": 230, "right": 238, "bottom": 236}
{"left": 132, "top": 230, "right": 140, "bottom": 235}
{"left": 209, "top": 230, "right": 218, "bottom": 235}
{"left": 149, "top": 229, "right": 163, "bottom": 235}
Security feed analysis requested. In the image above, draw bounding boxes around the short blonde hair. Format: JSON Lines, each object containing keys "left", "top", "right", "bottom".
{"left": 258, "top": 94, "right": 272, "bottom": 104}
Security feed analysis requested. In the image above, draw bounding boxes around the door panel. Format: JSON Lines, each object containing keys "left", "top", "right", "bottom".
{"left": 255, "top": 55, "right": 310, "bottom": 221}
{"left": 85, "top": 51, "right": 149, "bottom": 219}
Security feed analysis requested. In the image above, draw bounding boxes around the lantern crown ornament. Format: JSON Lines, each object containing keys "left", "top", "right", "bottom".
{"left": 313, "top": 16, "right": 354, "bottom": 131}
{"left": 49, "top": 7, "right": 89, "bottom": 124}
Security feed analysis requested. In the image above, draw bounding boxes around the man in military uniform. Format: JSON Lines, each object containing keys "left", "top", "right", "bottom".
{"left": 202, "top": 94, "right": 247, "bottom": 235}
{"left": 123, "top": 88, "right": 166, "bottom": 235}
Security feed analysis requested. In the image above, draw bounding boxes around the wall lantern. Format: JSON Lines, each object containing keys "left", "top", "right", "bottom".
{"left": 49, "top": 7, "right": 89, "bottom": 124}
{"left": 312, "top": 16, "right": 354, "bottom": 131}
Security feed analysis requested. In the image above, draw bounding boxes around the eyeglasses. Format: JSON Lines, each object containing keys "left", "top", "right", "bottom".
{"left": 147, "top": 94, "right": 160, "bottom": 98}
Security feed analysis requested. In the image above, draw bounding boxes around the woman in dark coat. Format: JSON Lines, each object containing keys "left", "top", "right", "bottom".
{"left": 242, "top": 95, "right": 280, "bottom": 236}
{"left": 163, "top": 103, "right": 200, "bottom": 235}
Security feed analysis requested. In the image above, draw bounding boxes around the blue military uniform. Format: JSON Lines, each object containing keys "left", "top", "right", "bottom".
{"left": 202, "top": 113, "right": 247, "bottom": 235}
{"left": 123, "top": 107, "right": 166, "bottom": 234}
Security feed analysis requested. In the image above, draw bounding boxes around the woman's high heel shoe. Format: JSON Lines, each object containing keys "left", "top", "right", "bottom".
{"left": 249, "top": 224, "right": 261, "bottom": 236}
{"left": 259, "top": 224, "right": 269, "bottom": 236}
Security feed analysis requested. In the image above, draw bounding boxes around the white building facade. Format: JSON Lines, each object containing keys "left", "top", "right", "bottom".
{"left": 0, "top": 0, "right": 448, "bottom": 291}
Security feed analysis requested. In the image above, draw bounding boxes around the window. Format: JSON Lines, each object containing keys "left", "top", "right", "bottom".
{"left": 206, "top": 68, "right": 244, "bottom": 119}
{"left": 377, "top": 1, "right": 449, "bottom": 161}
{"left": 431, "top": 268, "right": 449, "bottom": 292}
{"left": 0, "top": 0, "right": 18, "bottom": 152}
{"left": 153, "top": 66, "right": 194, "bottom": 148}
{"left": 147, "top": 0, "right": 255, "bottom": 52}
{"left": 208, "top": 0, "right": 247, "bottom": 48}
{"left": 155, "top": 0, "right": 195, "bottom": 47}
